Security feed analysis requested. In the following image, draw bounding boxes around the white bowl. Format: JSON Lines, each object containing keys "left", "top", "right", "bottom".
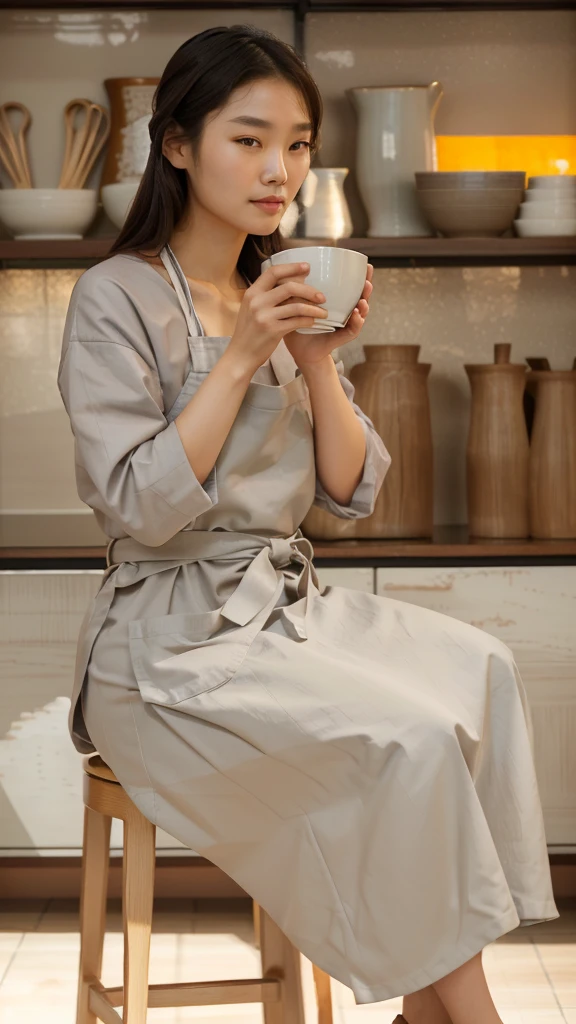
{"left": 261, "top": 245, "right": 368, "bottom": 333}
{"left": 523, "top": 188, "right": 576, "bottom": 203}
{"left": 101, "top": 182, "right": 139, "bottom": 229}
{"left": 514, "top": 218, "right": 576, "bottom": 237}
{"left": 528, "top": 175, "right": 576, "bottom": 190}
{"left": 0, "top": 188, "right": 98, "bottom": 239}
{"left": 519, "top": 200, "right": 576, "bottom": 219}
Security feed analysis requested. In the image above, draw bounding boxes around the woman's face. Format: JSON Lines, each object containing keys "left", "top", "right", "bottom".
{"left": 167, "top": 77, "right": 313, "bottom": 234}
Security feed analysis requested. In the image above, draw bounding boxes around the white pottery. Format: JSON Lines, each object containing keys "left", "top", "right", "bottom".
{"left": 260, "top": 245, "right": 367, "bottom": 334}
{"left": 528, "top": 175, "right": 576, "bottom": 190}
{"left": 519, "top": 200, "right": 576, "bottom": 220}
{"left": 523, "top": 188, "right": 576, "bottom": 202}
{"left": 347, "top": 83, "right": 443, "bottom": 237}
{"left": 300, "top": 168, "right": 353, "bottom": 238}
{"left": 101, "top": 182, "right": 139, "bottom": 228}
{"left": 514, "top": 218, "right": 576, "bottom": 237}
{"left": 0, "top": 188, "right": 98, "bottom": 239}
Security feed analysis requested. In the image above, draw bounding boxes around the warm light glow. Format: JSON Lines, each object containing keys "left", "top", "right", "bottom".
{"left": 436, "top": 136, "right": 576, "bottom": 181}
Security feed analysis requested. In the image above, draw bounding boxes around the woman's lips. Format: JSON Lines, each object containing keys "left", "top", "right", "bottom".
{"left": 251, "top": 200, "right": 284, "bottom": 212}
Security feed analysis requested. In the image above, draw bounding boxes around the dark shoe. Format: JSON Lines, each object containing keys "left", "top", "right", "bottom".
{"left": 393, "top": 1017, "right": 409, "bottom": 1024}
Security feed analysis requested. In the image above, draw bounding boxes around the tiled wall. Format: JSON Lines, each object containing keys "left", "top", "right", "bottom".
{"left": 1, "top": 8, "right": 576, "bottom": 538}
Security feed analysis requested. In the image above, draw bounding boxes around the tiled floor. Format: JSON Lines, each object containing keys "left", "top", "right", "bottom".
{"left": 0, "top": 897, "right": 574, "bottom": 1024}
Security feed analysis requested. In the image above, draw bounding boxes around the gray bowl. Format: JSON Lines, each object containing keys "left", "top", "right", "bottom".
{"left": 415, "top": 171, "right": 526, "bottom": 191}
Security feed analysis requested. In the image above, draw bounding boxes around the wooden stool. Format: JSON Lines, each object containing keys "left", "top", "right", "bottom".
{"left": 77, "top": 753, "right": 334, "bottom": 1024}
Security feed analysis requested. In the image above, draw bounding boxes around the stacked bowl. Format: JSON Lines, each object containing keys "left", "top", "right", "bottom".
{"left": 414, "top": 172, "right": 526, "bottom": 237}
{"left": 514, "top": 175, "right": 576, "bottom": 237}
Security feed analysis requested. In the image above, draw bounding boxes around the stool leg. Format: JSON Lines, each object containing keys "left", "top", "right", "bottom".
{"left": 76, "top": 805, "right": 111, "bottom": 1024}
{"left": 258, "top": 905, "right": 305, "bottom": 1024}
{"left": 122, "top": 807, "right": 156, "bottom": 1024}
{"left": 253, "top": 899, "right": 261, "bottom": 948}
{"left": 312, "top": 963, "right": 334, "bottom": 1024}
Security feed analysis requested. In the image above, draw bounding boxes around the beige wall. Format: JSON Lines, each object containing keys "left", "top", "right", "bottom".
{"left": 1, "top": 8, "right": 575, "bottom": 539}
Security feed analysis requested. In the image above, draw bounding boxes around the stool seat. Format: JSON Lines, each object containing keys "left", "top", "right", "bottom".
{"left": 83, "top": 753, "right": 120, "bottom": 784}
{"left": 76, "top": 752, "right": 334, "bottom": 1024}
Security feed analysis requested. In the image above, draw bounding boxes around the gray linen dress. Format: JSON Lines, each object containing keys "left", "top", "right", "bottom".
{"left": 57, "top": 244, "right": 558, "bottom": 1004}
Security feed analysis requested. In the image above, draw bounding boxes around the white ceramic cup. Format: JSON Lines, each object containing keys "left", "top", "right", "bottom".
{"left": 260, "top": 245, "right": 368, "bottom": 334}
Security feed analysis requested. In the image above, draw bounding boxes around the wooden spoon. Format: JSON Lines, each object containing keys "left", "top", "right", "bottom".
{"left": 66, "top": 104, "right": 110, "bottom": 189}
{"left": 59, "top": 99, "right": 107, "bottom": 188}
{"left": 0, "top": 102, "right": 32, "bottom": 188}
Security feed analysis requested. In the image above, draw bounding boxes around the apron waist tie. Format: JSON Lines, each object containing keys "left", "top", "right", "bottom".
{"left": 105, "top": 529, "right": 319, "bottom": 639}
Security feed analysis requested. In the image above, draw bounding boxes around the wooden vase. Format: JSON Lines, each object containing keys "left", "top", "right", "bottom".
{"left": 528, "top": 368, "right": 576, "bottom": 538}
{"left": 301, "top": 344, "right": 434, "bottom": 539}
{"left": 465, "top": 342, "right": 529, "bottom": 538}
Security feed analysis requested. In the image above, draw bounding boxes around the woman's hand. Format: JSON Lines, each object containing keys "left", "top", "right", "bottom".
{"left": 226, "top": 261, "right": 330, "bottom": 379}
{"left": 283, "top": 264, "right": 374, "bottom": 369}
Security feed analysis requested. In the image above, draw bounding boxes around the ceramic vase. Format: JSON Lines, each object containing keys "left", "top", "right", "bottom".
{"left": 299, "top": 168, "right": 353, "bottom": 238}
{"left": 346, "top": 83, "right": 443, "bottom": 237}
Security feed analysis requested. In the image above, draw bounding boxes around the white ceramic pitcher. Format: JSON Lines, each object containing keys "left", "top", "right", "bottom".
{"left": 347, "top": 83, "right": 443, "bottom": 237}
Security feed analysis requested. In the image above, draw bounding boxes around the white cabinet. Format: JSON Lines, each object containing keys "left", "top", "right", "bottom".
{"left": 315, "top": 566, "right": 374, "bottom": 592}
{"left": 376, "top": 565, "right": 576, "bottom": 847}
{"left": 2, "top": 563, "right": 574, "bottom": 853}
{"left": 0, "top": 569, "right": 188, "bottom": 855}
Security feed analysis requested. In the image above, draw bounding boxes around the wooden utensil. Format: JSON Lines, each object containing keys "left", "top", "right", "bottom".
{"left": 0, "top": 101, "right": 33, "bottom": 188}
{"left": 59, "top": 99, "right": 110, "bottom": 189}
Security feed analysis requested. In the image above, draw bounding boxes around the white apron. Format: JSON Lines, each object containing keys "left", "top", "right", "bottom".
{"left": 77, "top": 243, "right": 558, "bottom": 1004}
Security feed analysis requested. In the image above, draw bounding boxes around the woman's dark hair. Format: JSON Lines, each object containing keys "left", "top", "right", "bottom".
{"left": 106, "top": 24, "right": 323, "bottom": 283}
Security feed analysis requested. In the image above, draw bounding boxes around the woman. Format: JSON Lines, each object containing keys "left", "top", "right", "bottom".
{"left": 57, "top": 24, "right": 558, "bottom": 1023}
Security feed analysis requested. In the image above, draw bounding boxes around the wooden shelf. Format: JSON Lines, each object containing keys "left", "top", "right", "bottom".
{"left": 3, "top": 0, "right": 574, "bottom": 8}
{"left": 3, "top": 527, "right": 576, "bottom": 567}
{"left": 2, "top": 236, "right": 576, "bottom": 268}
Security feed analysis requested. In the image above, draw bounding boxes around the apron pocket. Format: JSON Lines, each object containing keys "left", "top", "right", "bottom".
{"left": 128, "top": 610, "right": 255, "bottom": 706}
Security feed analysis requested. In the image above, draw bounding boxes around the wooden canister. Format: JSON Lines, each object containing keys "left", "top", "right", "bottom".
{"left": 101, "top": 78, "right": 159, "bottom": 186}
{"left": 528, "top": 368, "right": 576, "bottom": 538}
{"left": 464, "top": 343, "right": 529, "bottom": 538}
{"left": 301, "top": 344, "right": 434, "bottom": 539}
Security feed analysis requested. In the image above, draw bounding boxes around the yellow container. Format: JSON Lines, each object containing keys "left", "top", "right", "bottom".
{"left": 436, "top": 136, "right": 576, "bottom": 180}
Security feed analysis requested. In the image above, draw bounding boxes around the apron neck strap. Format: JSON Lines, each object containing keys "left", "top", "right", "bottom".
{"left": 160, "top": 244, "right": 204, "bottom": 337}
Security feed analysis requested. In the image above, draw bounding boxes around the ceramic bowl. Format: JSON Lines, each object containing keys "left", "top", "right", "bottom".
{"left": 0, "top": 188, "right": 98, "bottom": 239}
{"left": 101, "top": 182, "right": 139, "bottom": 229}
{"left": 260, "top": 245, "right": 367, "bottom": 333}
{"left": 417, "top": 187, "right": 524, "bottom": 207}
{"left": 527, "top": 175, "right": 576, "bottom": 190}
{"left": 415, "top": 171, "right": 526, "bottom": 190}
{"left": 523, "top": 188, "right": 576, "bottom": 202}
{"left": 519, "top": 200, "right": 576, "bottom": 219}
{"left": 420, "top": 204, "right": 518, "bottom": 237}
{"left": 514, "top": 218, "right": 576, "bottom": 236}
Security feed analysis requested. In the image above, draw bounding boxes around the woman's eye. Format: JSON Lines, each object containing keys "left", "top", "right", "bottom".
{"left": 236, "top": 137, "right": 311, "bottom": 151}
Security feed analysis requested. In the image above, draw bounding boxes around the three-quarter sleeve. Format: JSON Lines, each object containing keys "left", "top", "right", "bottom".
{"left": 312, "top": 359, "right": 391, "bottom": 519}
{"left": 57, "top": 272, "right": 216, "bottom": 547}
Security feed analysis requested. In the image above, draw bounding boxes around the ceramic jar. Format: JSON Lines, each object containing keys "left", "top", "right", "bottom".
{"left": 346, "top": 83, "right": 443, "bottom": 237}
{"left": 464, "top": 343, "right": 529, "bottom": 538}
